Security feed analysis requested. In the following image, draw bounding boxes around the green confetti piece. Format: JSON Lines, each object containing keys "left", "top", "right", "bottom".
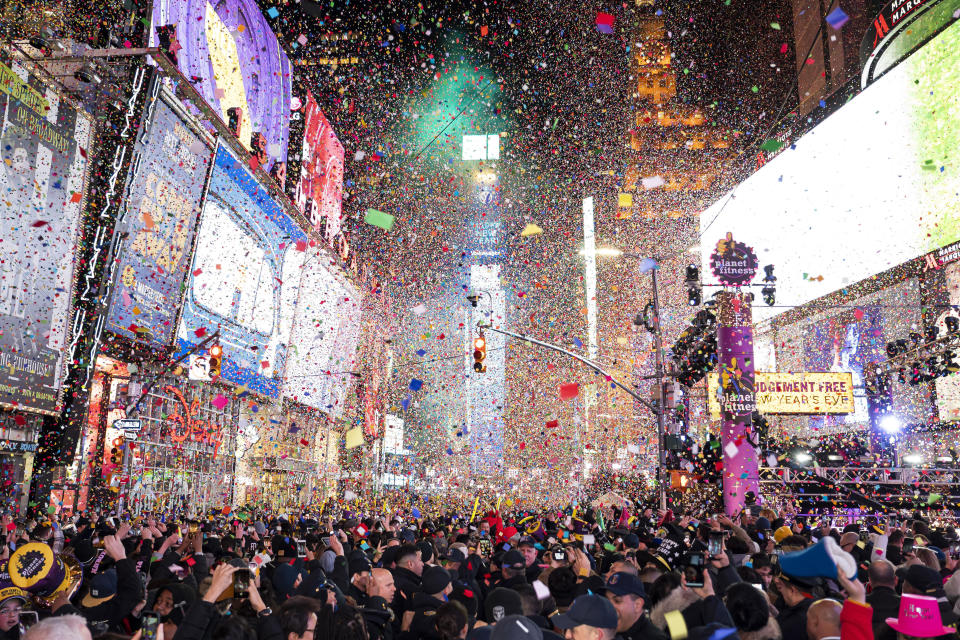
{"left": 364, "top": 208, "right": 395, "bottom": 231}
{"left": 751, "top": 85, "right": 760, "bottom": 93}
{"left": 771, "top": 22, "right": 781, "bottom": 30}
{"left": 760, "top": 139, "right": 784, "bottom": 152}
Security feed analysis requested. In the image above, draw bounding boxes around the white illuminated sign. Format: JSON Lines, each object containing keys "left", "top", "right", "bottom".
{"left": 462, "top": 134, "right": 501, "bottom": 160}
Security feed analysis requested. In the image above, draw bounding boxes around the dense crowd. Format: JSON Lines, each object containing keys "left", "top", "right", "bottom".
{"left": 1, "top": 501, "right": 958, "bottom": 640}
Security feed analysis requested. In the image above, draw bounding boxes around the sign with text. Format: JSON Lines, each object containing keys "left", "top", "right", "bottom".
{"left": 106, "top": 89, "right": 212, "bottom": 347}
{"left": 708, "top": 371, "right": 856, "bottom": 419}
{"left": 0, "top": 53, "right": 91, "bottom": 415}
{"left": 709, "top": 232, "right": 758, "bottom": 287}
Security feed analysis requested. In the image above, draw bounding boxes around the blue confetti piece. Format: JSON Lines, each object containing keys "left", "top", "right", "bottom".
{"left": 266, "top": 7, "right": 279, "bottom": 18}
{"left": 825, "top": 7, "right": 849, "bottom": 29}
{"left": 416, "top": 349, "right": 426, "bottom": 357}
{"left": 409, "top": 378, "right": 423, "bottom": 391}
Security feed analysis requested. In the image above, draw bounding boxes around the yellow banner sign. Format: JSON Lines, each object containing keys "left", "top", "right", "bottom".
{"left": 707, "top": 372, "right": 855, "bottom": 418}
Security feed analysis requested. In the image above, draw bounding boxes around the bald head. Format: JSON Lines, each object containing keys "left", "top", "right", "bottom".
{"left": 806, "top": 599, "right": 842, "bottom": 640}
{"left": 370, "top": 568, "right": 396, "bottom": 602}
{"left": 868, "top": 559, "right": 897, "bottom": 589}
{"left": 606, "top": 560, "right": 639, "bottom": 578}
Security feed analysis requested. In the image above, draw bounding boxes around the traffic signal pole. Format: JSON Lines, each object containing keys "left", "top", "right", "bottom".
{"left": 477, "top": 321, "right": 668, "bottom": 508}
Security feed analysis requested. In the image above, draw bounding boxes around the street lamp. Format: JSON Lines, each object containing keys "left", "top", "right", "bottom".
{"left": 589, "top": 247, "right": 669, "bottom": 510}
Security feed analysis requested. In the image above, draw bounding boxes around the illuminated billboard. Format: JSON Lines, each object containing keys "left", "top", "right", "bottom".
{"left": 462, "top": 134, "right": 500, "bottom": 161}
{"left": 325, "top": 286, "right": 361, "bottom": 419}
{"left": 106, "top": 87, "right": 213, "bottom": 347}
{"left": 283, "top": 251, "right": 348, "bottom": 411}
{"left": 290, "top": 91, "right": 344, "bottom": 240}
{"left": 177, "top": 144, "right": 307, "bottom": 398}
{"left": 700, "top": 18, "right": 960, "bottom": 320}
{"left": 0, "top": 54, "right": 91, "bottom": 414}
{"left": 150, "top": 0, "right": 292, "bottom": 169}
{"left": 707, "top": 372, "right": 855, "bottom": 419}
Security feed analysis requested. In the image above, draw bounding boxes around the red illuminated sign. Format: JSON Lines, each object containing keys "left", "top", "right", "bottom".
{"left": 163, "top": 385, "right": 225, "bottom": 456}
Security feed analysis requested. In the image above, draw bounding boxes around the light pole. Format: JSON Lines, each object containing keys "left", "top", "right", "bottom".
{"left": 580, "top": 247, "right": 669, "bottom": 510}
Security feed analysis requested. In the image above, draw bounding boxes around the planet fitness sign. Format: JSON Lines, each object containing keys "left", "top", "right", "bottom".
{"left": 709, "top": 233, "right": 759, "bottom": 287}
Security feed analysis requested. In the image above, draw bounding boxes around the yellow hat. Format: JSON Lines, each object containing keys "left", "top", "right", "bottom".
{"left": 774, "top": 526, "right": 793, "bottom": 544}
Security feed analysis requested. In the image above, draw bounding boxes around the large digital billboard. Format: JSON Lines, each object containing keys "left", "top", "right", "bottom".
{"left": 150, "top": 0, "right": 292, "bottom": 170}
{"left": 324, "top": 283, "right": 362, "bottom": 419}
{"left": 177, "top": 144, "right": 307, "bottom": 398}
{"left": 105, "top": 88, "right": 213, "bottom": 347}
{"left": 282, "top": 251, "right": 345, "bottom": 411}
{"left": 700, "top": 18, "right": 960, "bottom": 320}
{"left": 290, "top": 91, "right": 344, "bottom": 240}
{"left": 0, "top": 54, "right": 91, "bottom": 414}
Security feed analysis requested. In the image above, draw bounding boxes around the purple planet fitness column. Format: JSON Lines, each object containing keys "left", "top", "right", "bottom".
{"left": 716, "top": 290, "right": 760, "bottom": 516}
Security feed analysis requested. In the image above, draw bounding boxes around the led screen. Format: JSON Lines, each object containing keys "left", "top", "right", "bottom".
{"left": 700, "top": 18, "right": 960, "bottom": 320}
{"left": 106, "top": 90, "right": 212, "bottom": 347}
{"left": 150, "top": 0, "right": 292, "bottom": 169}
{"left": 293, "top": 91, "right": 344, "bottom": 240}
{"left": 283, "top": 250, "right": 347, "bottom": 411}
{"left": 325, "top": 284, "right": 361, "bottom": 419}
{"left": 177, "top": 144, "right": 307, "bottom": 398}
{"left": 0, "top": 54, "right": 91, "bottom": 414}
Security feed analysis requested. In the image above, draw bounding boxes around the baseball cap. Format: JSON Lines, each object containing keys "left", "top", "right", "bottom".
{"left": 81, "top": 569, "right": 118, "bottom": 607}
{"left": 904, "top": 565, "right": 944, "bottom": 595}
{"left": 552, "top": 594, "right": 618, "bottom": 630}
{"left": 443, "top": 547, "right": 467, "bottom": 563}
{"left": 491, "top": 615, "right": 543, "bottom": 640}
{"left": 602, "top": 571, "right": 646, "bottom": 598}
{"left": 517, "top": 535, "right": 537, "bottom": 548}
{"left": 502, "top": 549, "right": 526, "bottom": 570}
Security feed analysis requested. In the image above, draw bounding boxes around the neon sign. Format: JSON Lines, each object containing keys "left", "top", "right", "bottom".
{"left": 163, "top": 385, "right": 225, "bottom": 456}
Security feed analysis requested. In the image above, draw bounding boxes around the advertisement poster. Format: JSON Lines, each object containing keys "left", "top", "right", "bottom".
{"left": 325, "top": 287, "right": 362, "bottom": 419}
{"left": 292, "top": 91, "right": 344, "bottom": 239}
{"left": 700, "top": 19, "right": 960, "bottom": 321}
{"left": 707, "top": 372, "right": 856, "bottom": 418}
{"left": 105, "top": 90, "right": 213, "bottom": 346}
{"left": 177, "top": 144, "right": 307, "bottom": 398}
{"left": 716, "top": 291, "right": 760, "bottom": 516}
{"left": 804, "top": 306, "right": 884, "bottom": 428}
{"left": 282, "top": 251, "right": 344, "bottom": 411}
{"left": 0, "top": 55, "right": 91, "bottom": 414}
{"left": 150, "top": 0, "right": 292, "bottom": 169}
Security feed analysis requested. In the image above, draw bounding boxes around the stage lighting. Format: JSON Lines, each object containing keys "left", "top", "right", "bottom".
{"left": 947, "top": 316, "right": 960, "bottom": 334}
{"left": 794, "top": 452, "right": 813, "bottom": 464}
{"left": 903, "top": 454, "right": 923, "bottom": 466}
{"left": 886, "top": 341, "right": 899, "bottom": 358}
{"left": 761, "top": 286, "right": 775, "bottom": 307}
{"left": 74, "top": 63, "right": 103, "bottom": 86}
{"left": 879, "top": 414, "right": 902, "bottom": 434}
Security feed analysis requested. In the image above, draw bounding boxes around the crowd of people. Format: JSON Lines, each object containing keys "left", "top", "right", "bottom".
{"left": 1, "top": 502, "right": 958, "bottom": 640}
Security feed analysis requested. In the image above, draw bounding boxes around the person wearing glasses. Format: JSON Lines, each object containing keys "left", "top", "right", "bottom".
{"left": 0, "top": 587, "right": 29, "bottom": 640}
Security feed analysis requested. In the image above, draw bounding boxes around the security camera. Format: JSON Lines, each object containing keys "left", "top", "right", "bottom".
{"left": 466, "top": 291, "right": 480, "bottom": 307}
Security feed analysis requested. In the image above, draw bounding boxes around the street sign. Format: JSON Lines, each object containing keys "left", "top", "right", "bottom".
{"left": 113, "top": 418, "right": 142, "bottom": 433}
{"left": 189, "top": 354, "right": 212, "bottom": 381}
{"left": 122, "top": 431, "right": 138, "bottom": 441}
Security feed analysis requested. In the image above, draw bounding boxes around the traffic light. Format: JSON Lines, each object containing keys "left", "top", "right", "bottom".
{"left": 761, "top": 264, "right": 776, "bottom": 307}
{"left": 209, "top": 343, "right": 223, "bottom": 378}
{"left": 685, "top": 265, "right": 701, "bottom": 307}
{"left": 108, "top": 437, "right": 123, "bottom": 465}
{"left": 473, "top": 334, "right": 487, "bottom": 373}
